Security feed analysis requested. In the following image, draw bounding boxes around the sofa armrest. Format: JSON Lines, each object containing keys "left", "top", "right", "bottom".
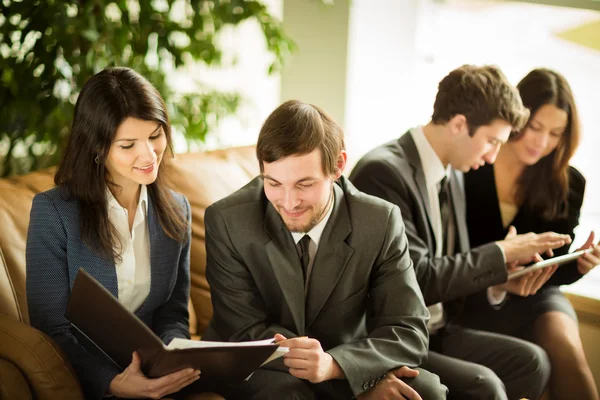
{"left": 0, "top": 358, "right": 33, "bottom": 400}
{"left": 0, "top": 313, "right": 84, "bottom": 400}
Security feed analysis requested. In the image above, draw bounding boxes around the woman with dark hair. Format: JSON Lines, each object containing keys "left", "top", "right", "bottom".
{"left": 26, "top": 67, "right": 203, "bottom": 399}
{"left": 462, "top": 68, "right": 600, "bottom": 399}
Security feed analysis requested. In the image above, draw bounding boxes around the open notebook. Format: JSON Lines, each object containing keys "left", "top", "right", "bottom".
{"left": 66, "top": 268, "right": 286, "bottom": 381}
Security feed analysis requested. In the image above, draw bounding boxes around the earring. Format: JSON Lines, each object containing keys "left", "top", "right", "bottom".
{"left": 95, "top": 155, "right": 101, "bottom": 164}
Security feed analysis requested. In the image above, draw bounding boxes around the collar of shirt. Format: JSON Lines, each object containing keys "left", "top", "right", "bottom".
{"left": 291, "top": 188, "right": 335, "bottom": 248}
{"left": 410, "top": 126, "right": 451, "bottom": 188}
{"left": 107, "top": 184, "right": 149, "bottom": 230}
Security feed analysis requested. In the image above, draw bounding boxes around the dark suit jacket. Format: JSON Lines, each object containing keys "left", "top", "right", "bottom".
{"left": 349, "top": 132, "right": 507, "bottom": 312}
{"left": 203, "top": 176, "right": 429, "bottom": 396}
{"left": 26, "top": 187, "right": 192, "bottom": 400}
{"left": 465, "top": 163, "right": 586, "bottom": 288}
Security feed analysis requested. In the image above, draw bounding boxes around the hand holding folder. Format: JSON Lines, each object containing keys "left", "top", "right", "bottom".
{"left": 65, "top": 269, "right": 283, "bottom": 381}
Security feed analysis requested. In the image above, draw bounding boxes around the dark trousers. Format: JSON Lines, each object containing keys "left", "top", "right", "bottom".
{"left": 224, "top": 367, "right": 447, "bottom": 400}
{"left": 423, "top": 324, "right": 551, "bottom": 400}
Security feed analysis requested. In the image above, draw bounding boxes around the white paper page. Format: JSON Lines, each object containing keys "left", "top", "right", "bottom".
{"left": 167, "top": 337, "right": 278, "bottom": 350}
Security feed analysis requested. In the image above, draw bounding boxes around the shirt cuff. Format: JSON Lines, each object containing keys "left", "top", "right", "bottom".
{"left": 487, "top": 286, "right": 507, "bottom": 305}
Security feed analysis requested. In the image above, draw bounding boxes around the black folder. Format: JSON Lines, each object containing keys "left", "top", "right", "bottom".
{"left": 65, "top": 269, "right": 279, "bottom": 381}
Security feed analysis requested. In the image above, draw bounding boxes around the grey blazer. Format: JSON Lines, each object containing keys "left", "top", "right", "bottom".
{"left": 203, "top": 176, "right": 429, "bottom": 396}
{"left": 26, "top": 187, "right": 191, "bottom": 400}
{"left": 349, "top": 132, "right": 507, "bottom": 311}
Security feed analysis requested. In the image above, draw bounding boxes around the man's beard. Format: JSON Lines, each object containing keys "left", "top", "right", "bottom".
{"left": 285, "top": 207, "right": 321, "bottom": 233}
{"left": 283, "top": 189, "right": 334, "bottom": 233}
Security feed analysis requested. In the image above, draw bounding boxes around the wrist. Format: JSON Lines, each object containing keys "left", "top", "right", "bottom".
{"left": 496, "top": 241, "right": 510, "bottom": 263}
{"left": 326, "top": 353, "right": 345, "bottom": 380}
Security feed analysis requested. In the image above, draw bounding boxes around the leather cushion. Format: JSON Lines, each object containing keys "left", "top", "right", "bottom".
{"left": 0, "top": 167, "right": 56, "bottom": 325}
{"left": 0, "top": 358, "right": 33, "bottom": 400}
{"left": 0, "top": 313, "right": 83, "bottom": 400}
{"left": 167, "top": 146, "right": 259, "bottom": 334}
{"left": 0, "top": 247, "right": 23, "bottom": 323}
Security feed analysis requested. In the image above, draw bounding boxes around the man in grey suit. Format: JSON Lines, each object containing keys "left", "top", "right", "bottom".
{"left": 203, "top": 100, "right": 447, "bottom": 399}
{"left": 350, "top": 65, "right": 572, "bottom": 400}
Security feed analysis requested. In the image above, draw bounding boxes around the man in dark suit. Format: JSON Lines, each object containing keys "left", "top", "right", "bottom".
{"left": 350, "top": 65, "right": 573, "bottom": 400}
{"left": 203, "top": 100, "right": 447, "bottom": 399}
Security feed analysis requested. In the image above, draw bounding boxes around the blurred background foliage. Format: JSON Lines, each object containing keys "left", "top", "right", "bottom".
{"left": 0, "top": 0, "right": 295, "bottom": 177}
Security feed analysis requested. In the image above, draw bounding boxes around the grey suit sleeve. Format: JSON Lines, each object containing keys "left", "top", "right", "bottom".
{"left": 327, "top": 206, "right": 430, "bottom": 396}
{"left": 26, "top": 194, "right": 120, "bottom": 400}
{"left": 350, "top": 160, "right": 507, "bottom": 306}
{"left": 204, "top": 205, "right": 297, "bottom": 341}
{"left": 153, "top": 195, "right": 191, "bottom": 344}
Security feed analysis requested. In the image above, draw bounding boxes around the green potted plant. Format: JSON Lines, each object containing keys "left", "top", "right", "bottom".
{"left": 0, "top": 0, "right": 295, "bottom": 176}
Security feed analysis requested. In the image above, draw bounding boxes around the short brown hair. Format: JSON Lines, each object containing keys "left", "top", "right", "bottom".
{"left": 432, "top": 64, "right": 529, "bottom": 136}
{"left": 257, "top": 100, "right": 345, "bottom": 176}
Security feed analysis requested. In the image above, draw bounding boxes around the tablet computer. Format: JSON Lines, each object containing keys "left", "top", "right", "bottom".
{"left": 508, "top": 248, "right": 593, "bottom": 280}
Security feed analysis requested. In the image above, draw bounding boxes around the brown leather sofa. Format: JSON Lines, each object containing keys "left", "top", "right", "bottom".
{"left": 0, "top": 146, "right": 259, "bottom": 399}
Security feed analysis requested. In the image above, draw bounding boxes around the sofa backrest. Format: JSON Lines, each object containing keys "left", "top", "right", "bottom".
{"left": 0, "top": 145, "right": 259, "bottom": 335}
{"left": 166, "top": 146, "right": 260, "bottom": 333}
{"left": 0, "top": 168, "right": 56, "bottom": 325}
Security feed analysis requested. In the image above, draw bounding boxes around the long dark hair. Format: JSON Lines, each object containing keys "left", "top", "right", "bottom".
{"left": 55, "top": 67, "right": 187, "bottom": 262}
{"left": 512, "top": 68, "right": 580, "bottom": 220}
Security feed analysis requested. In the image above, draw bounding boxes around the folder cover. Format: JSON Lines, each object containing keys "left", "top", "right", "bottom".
{"left": 65, "top": 269, "right": 279, "bottom": 381}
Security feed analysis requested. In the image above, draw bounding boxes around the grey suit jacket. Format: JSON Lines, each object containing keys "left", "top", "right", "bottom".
{"left": 26, "top": 187, "right": 192, "bottom": 400}
{"left": 349, "top": 132, "right": 507, "bottom": 310}
{"left": 203, "top": 176, "right": 429, "bottom": 396}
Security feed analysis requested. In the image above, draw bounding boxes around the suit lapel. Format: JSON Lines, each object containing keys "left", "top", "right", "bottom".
{"left": 306, "top": 182, "right": 354, "bottom": 329}
{"left": 398, "top": 133, "right": 436, "bottom": 244}
{"left": 263, "top": 202, "right": 306, "bottom": 335}
{"left": 135, "top": 195, "right": 161, "bottom": 316}
{"left": 71, "top": 199, "right": 118, "bottom": 297}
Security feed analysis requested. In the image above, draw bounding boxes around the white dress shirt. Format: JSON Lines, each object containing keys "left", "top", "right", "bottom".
{"left": 411, "top": 127, "right": 452, "bottom": 332}
{"left": 107, "top": 185, "right": 151, "bottom": 313}
{"left": 291, "top": 191, "right": 335, "bottom": 294}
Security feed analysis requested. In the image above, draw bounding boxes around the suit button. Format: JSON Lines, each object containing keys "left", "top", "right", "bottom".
{"left": 369, "top": 379, "right": 376, "bottom": 387}
{"left": 362, "top": 382, "right": 369, "bottom": 390}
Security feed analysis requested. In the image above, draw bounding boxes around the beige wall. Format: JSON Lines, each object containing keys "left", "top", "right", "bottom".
{"left": 280, "top": 0, "right": 350, "bottom": 125}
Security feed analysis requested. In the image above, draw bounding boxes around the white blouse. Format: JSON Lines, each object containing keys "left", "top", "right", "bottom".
{"left": 107, "top": 185, "right": 151, "bottom": 312}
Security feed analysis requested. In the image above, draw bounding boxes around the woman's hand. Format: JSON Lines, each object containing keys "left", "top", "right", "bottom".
{"left": 109, "top": 352, "right": 200, "bottom": 399}
{"left": 497, "top": 258, "right": 557, "bottom": 297}
{"left": 577, "top": 231, "right": 600, "bottom": 275}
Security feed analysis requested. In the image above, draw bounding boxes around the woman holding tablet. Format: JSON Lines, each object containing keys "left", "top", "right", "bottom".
{"left": 461, "top": 68, "right": 600, "bottom": 400}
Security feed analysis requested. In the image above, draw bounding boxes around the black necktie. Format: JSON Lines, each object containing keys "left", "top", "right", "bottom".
{"left": 299, "top": 235, "right": 311, "bottom": 283}
{"left": 439, "top": 175, "right": 451, "bottom": 256}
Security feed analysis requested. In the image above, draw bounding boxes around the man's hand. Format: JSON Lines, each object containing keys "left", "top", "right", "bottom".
{"left": 357, "top": 366, "right": 422, "bottom": 400}
{"left": 109, "top": 352, "right": 200, "bottom": 399}
{"left": 577, "top": 231, "right": 600, "bottom": 275}
{"left": 496, "top": 226, "right": 571, "bottom": 265}
{"left": 275, "top": 333, "right": 344, "bottom": 383}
